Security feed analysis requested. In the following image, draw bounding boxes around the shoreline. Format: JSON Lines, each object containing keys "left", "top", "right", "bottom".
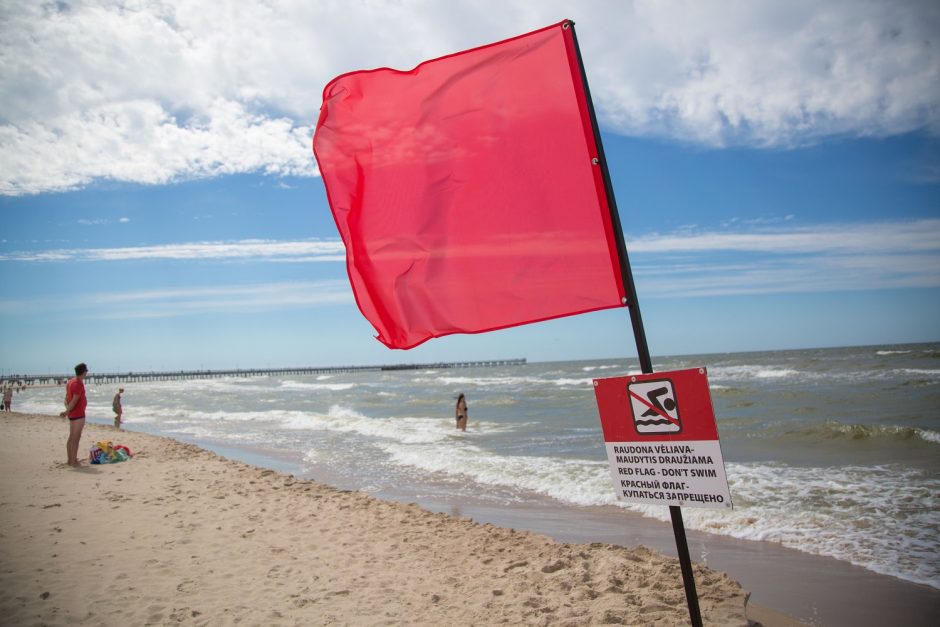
{"left": 146, "top": 419, "right": 940, "bottom": 626}
{"left": 140, "top": 420, "right": 940, "bottom": 627}
{"left": 414, "top": 498, "right": 940, "bottom": 627}
{"left": 4, "top": 413, "right": 938, "bottom": 625}
{"left": 2, "top": 412, "right": 757, "bottom": 626}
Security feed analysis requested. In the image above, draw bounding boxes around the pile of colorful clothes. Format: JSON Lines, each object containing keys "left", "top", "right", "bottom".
{"left": 89, "top": 440, "right": 133, "bottom": 464}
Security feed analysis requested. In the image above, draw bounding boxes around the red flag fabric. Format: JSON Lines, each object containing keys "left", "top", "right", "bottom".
{"left": 313, "top": 20, "right": 626, "bottom": 349}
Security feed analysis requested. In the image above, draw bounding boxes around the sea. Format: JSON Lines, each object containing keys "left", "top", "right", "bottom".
{"left": 16, "top": 342, "right": 939, "bottom": 591}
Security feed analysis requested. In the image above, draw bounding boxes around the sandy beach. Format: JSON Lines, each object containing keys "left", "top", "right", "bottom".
{"left": 0, "top": 412, "right": 770, "bottom": 626}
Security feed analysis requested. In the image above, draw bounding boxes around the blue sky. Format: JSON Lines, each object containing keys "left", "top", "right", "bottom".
{"left": 1, "top": 1, "right": 939, "bottom": 374}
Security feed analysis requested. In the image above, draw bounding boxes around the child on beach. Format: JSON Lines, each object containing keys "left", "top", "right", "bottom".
{"left": 113, "top": 388, "right": 124, "bottom": 429}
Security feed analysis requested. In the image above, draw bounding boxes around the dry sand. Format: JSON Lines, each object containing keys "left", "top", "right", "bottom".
{"left": 0, "top": 413, "right": 783, "bottom": 626}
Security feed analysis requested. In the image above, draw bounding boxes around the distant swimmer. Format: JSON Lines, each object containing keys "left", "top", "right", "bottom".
{"left": 455, "top": 393, "right": 468, "bottom": 431}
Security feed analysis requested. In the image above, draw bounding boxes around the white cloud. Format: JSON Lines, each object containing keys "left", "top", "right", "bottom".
{"left": 0, "top": 280, "right": 354, "bottom": 319}
{"left": 635, "top": 253, "right": 940, "bottom": 298}
{"left": 0, "top": 98, "right": 316, "bottom": 195}
{"left": 91, "top": 280, "right": 354, "bottom": 319}
{"left": 76, "top": 216, "right": 131, "bottom": 226}
{"left": 626, "top": 219, "right": 940, "bottom": 254}
{"left": 0, "top": 238, "right": 346, "bottom": 262}
{"left": 630, "top": 218, "right": 940, "bottom": 297}
{"left": 590, "top": 0, "right": 940, "bottom": 146}
{"left": 2, "top": 219, "right": 937, "bottom": 298}
{"left": 1, "top": 0, "right": 937, "bottom": 195}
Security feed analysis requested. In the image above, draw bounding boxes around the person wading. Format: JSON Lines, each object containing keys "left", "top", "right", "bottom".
{"left": 455, "top": 393, "right": 468, "bottom": 432}
{"left": 113, "top": 387, "right": 124, "bottom": 429}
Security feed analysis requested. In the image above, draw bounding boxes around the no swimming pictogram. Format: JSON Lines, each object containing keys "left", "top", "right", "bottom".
{"left": 628, "top": 379, "right": 681, "bottom": 434}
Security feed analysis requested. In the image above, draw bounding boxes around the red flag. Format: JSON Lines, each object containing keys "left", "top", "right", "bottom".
{"left": 313, "top": 20, "right": 625, "bottom": 349}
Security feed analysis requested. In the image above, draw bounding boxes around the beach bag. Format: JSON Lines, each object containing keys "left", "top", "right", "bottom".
{"left": 89, "top": 442, "right": 133, "bottom": 464}
{"left": 89, "top": 445, "right": 107, "bottom": 464}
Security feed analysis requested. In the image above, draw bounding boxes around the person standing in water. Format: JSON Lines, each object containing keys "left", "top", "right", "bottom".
{"left": 113, "top": 388, "right": 124, "bottom": 429}
{"left": 455, "top": 393, "right": 468, "bottom": 431}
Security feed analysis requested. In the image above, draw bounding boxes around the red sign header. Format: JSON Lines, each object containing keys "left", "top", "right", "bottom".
{"left": 594, "top": 368, "right": 719, "bottom": 443}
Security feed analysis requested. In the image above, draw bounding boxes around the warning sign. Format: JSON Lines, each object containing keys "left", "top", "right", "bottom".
{"left": 594, "top": 368, "right": 733, "bottom": 510}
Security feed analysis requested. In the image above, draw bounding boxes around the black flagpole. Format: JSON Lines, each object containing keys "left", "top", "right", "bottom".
{"left": 567, "top": 20, "right": 704, "bottom": 627}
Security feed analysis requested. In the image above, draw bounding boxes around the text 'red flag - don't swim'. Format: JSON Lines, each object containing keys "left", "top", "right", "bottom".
{"left": 313, "top": 20, "right": 626, "bottom": 349}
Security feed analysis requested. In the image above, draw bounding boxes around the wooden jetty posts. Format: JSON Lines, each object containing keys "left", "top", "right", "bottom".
{"left": 2, "top": 358, "right": 527, "bottom": 388}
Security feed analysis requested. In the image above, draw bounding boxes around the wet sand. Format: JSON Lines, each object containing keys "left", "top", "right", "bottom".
{"left": 417, "top": 498, "right": 939, "bottom": 627}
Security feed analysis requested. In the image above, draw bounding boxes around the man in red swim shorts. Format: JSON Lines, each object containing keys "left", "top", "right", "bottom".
{"left": 60, "top": 363, "right": 88, "bottom": 467}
